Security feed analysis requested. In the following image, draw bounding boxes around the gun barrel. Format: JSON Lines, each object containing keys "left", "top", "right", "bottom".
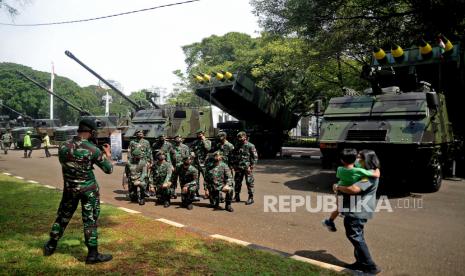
{"left": 17, "top": 71, "right": 91, "bottom": 116}
{"left": 65, "top": 50, "right": 144, "bottom": 110}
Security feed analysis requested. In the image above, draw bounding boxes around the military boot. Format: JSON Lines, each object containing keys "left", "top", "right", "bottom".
{"left": 163, "top": 196, "right": 170, "bottom": 208}
{"left": 245, "top": 195, "right": 254, "bottom": 205}
{"left": 225, "top": 203, "right": 234, "bottom": 212}
{"left": 85, "top": 246, "right": 113, "bottom": 264}
{"left": 43, "top": 239, "right": 57, "bottom": 256}
{"left": 138, "top": 189, "right": 145, "bottom": 205}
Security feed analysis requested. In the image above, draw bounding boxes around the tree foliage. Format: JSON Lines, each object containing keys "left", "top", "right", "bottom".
{"left": 0, "top": 62, "right": 138, "bottom": 124}
{"left": 251, "top": 0, "right": 465, "bottom": 58}
{"left": 180, "top": 32, "right": 364, "bottom": 113}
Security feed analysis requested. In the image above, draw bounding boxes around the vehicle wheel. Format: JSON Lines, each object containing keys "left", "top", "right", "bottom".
{"left": 31, "top": 138, "right": 42, "bottom": 149}
{"left": 321, "top": 156, "right": 332, "bottom": 169}
{"left": 424, "top": 155, "right": 442, "bottom": 192}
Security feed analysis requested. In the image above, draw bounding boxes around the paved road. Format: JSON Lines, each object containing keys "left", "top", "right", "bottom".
{"left": 1, "top": 148, "right": 464, "bottom": 275}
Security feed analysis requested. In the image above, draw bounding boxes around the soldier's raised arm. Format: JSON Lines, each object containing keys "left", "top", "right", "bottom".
{"left": 93, "top": 144, "right": 113, "bottom": 174}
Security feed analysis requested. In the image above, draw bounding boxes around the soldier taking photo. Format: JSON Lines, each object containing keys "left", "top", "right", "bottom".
{"left": 43, "top": 118, "right": 114, "bottom": 264}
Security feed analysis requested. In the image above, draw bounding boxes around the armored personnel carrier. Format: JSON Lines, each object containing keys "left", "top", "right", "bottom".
{"left": 319, "top": 38, "right": 463, "bottom": 192}
{"left": 195, "top": 72, "right": 300, "bottom": 158}
{"left": 65, "top": 51, "right": 215, "bottom": 145}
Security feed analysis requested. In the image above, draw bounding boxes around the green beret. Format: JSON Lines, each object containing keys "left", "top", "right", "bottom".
{"left": 78, "top": 118, "right": 97, "bottom": 132}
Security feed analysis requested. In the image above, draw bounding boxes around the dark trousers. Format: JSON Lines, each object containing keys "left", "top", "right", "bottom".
{"left": 343, "top": 216, "right": 377, "bottom": 269}
{"left": 44, "top": 146, "right": 51, "bottom": 157}
{"left": 24, "top": 147, "right": 32, "bottom": 158}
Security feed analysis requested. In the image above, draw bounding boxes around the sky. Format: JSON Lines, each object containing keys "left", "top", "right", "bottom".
{"left": 0, "top": 0, "right": 260, "bottom": 96}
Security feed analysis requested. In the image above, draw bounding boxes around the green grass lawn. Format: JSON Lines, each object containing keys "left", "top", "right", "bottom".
{"left": 0, "top": 175, "right": 338, "bottom": 275}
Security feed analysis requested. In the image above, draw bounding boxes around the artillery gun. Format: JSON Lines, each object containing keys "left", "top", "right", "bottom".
{"left": 319, "top": 37, "right": 463, "bottom": 192}
{"left": 194, "top": 72, "right": 300, "bottom": 158}
{"left": 18, "top": 71, "right": 124, "bottom": 146}
{"left": 65, "top": 51, "right": 215, "bottom": 144}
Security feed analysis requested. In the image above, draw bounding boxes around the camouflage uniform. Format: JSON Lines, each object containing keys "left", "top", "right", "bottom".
{"left": 190, "top": 138, "right": 211, "bottom": 193}
{"left": 174, "top": 160, "right": 198, "bottom": 209}
{"left": 152, "top": 139, "right": 174, "bottom": 163}
{"left": 171, "top": 141, "right": 190, "bottom": 194}
{"left": 205, "top": 155, "right": 234, "bottom": 211}
{"left": 128, "top": 137, "right": 152, "bottom": 162}
{"left": 1, "top": 131, "right": 13, "bottom": 154}
{"left": 48, "top": 136, "right": 113, "bottom": 248}
{"left": 150, "top": 159, "right": 174, "bottom": 206}
{"left": 233, "top": 140, "right": 258, "bottom": 201}
{"left": 124, "top": 149, "right": 149, "bottom": 205}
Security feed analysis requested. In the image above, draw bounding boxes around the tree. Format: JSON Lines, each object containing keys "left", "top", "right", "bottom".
{"left": 181, "top": 32, "right": 363, "bottom": 113}
{"left": 250, "top": 0, "right": 465, "bottom": 59}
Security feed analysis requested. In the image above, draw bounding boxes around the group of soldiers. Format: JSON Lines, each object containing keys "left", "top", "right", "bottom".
{"left": 124, "top": 129, "right": 258, "bottom": 212}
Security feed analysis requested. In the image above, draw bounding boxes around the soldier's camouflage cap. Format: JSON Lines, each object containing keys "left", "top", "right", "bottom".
{"left": 174, "top": 134, "right": 182, "bottom": 139}
{"left": 196, "top": 128, "right": 205, "bottom": 134}
{"left": 158, "top": 134, "right": 166, "bottom": 138}
{"left": 237, "top": 131, "right": 247, "bottom": 137}
{"left": 78, "top": 118, "right": 97, "bottom": 132}
{"left": 135, "top": 130, "right": 143, "bottom": 135}
{"left": 217, "top": 131, "right": 227, "bottom": 137}
{"left": 132, "top": 148, "right": 143, "bottom": 157}
{"left": 212, "top": 150, "right": 223, "bottom": 156}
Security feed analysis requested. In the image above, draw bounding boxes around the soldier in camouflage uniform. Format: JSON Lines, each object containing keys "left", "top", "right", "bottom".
{"left": 173, "top": 155, "right": 198, "bottom": 210}
{"left": 1, "top": 128, "right": 13, "bottom": 154}
{"left": 152, "top": 134, "right": 174, "bottom": 163}
{"left": 124, "top": 148, "right": 149, "bottom": 205}
{"left": 205, "top": 151, "right": 234, "bottom": 212}
{"left": 170, "top": 135, "right": 190, "bottom": 198}
{"left": 232, "top": 131, "right": 258, "bottom": 205}
{"left": 43, "top": 119, "right": 113, "bottom": 264}
{"left": 128, "top": 130, "right": 152, "bottom": 163}
{"left": 212, "top": 131, "right": 234, "bottom": 203}
{"left": 150, "top": 150, "right": 174, "bottom": 208}
{"left": 189, "top": 129, "right": 211, "bottom": 198}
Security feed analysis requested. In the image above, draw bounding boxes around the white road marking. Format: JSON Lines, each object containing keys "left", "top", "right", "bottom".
{"left": 117, "top": 207, "right": 141, "bottom": 214}
{"left": 156, "top": 218, "right": 184, "bottom": 228}
{"left": 2, "top": 172, "right": 12, "bottom": 176}
{"left": 14, "top": 176, "right": 24, "bottom": 180}
{"left": 290, "top": 255, "right": 348, "bottom": 273}
{"left": 210, "top": 234, "right": 251, "bottom": 246}
{"left": 27, "top": 180, "right": 39, "bottom": 184}
{"left": 43, "top": 185, "right": 55, "bottom": 189}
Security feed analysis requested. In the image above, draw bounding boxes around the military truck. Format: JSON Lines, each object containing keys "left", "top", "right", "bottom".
{"left": 65, "top": 51, "right": 216, "bottom": 145}
{"left": 11, "top": 127, "right": 42, "bottom": 149}
{"left": 319, "top": 38, "right": 463, "bottom": 192}
{"left": 194, "top": 72, "right": 300, "bottom": 158}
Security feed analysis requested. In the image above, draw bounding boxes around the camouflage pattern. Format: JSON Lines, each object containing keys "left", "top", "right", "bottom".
{"left": 190, "top": 138, "right": 211, "bottom": 191}
{"left": 170, "top": 142, "right": 191, "bottom": 194}
{"left": 205, "top": 157, "right": 234, "bottom": 208}
{"left": 125, "top": 158, "right": 149, "bottom": 202}
{"left": 152, "top": 140, "right": 174, "bottom": 163}
{"left": 49, "top": 136, "right": 113, "bottom": 247}
{"left": 128, "top": 138, "right": 152, "bottom": 162}
{"left": 232, "top": 141, "right": 258, "bottom": 195}
{"left": 1, "top": 132, "right": 13, "bottom": 154}
{"left": 123, "top": 107, "right": 216, "bottom": 144}
{"left": 320, "top": 43, "right": 459, "bottom": 191}
{"left": 150, "top": 161, "right": 173, "bottom": 200}
{"left": 172, "top": 143, "right": 191, "bottom": 167}
{"left": 174, "top": 163, "right": 198, "bottom": 205}
{"left": 213, "top": 140, "right": 235, "bottom": 167}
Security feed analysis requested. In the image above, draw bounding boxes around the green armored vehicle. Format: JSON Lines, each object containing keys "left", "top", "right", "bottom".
{"left": 320, "top": 38, "right": 462, "bottom": 192}
{"left": 195, "top": 72, "right": 300, "bottom": 158}
{"left": 65, "top": 51, "right": 215, "bottom": 145}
